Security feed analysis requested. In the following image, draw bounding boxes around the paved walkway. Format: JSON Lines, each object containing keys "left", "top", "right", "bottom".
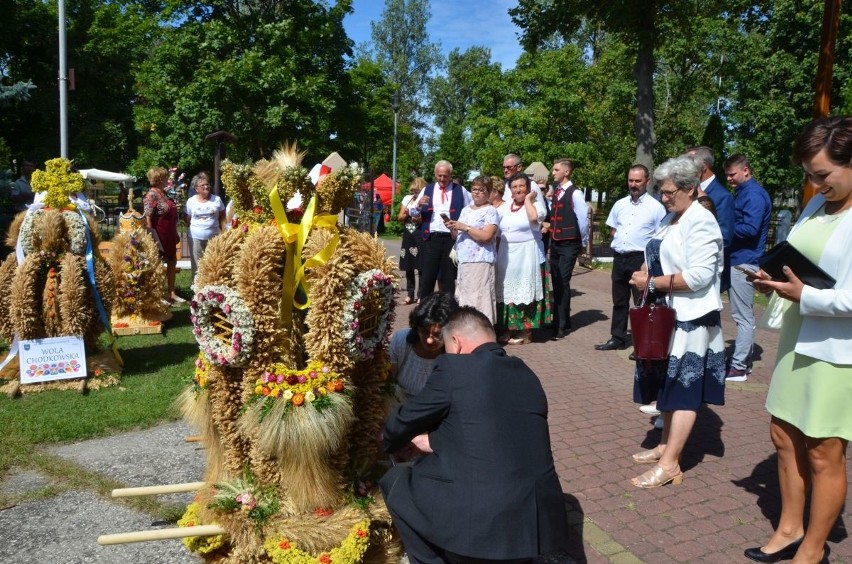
{"left": 384, "top": 234, "right": 851, "bottom": 563}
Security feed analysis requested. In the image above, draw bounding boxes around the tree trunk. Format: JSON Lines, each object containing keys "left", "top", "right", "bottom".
{"left": 633, "top": 4, "right": 656, "bottom": 188}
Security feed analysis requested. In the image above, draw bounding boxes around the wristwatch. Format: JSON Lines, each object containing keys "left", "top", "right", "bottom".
{"left": 648, "top": 276, "right": 656, "bottom": 293}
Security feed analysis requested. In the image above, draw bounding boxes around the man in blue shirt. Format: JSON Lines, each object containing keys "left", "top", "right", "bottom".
{"left": 724, "top": 154, "right": 772, "bottom": 382}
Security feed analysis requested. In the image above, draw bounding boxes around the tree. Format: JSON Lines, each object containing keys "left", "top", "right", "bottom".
{"left": 132, "top": 0, "right": 355, "bottom": 174}
{"left": 428, "top": 46, "right": 506, "bottom": 173}
{"left": 360, "top": 0, "right": 443, "bottom": 132}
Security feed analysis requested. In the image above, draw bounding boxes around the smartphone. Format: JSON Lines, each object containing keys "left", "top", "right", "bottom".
{"left": 440, "top": 213, "right": 450, "bottom": 221}
{"left": 734, "top": 265, "right": 759, "bottom": 277}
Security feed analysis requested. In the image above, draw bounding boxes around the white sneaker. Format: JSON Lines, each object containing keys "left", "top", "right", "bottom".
{"left": 639, "top": 404, "right": 661, "bottom": 415}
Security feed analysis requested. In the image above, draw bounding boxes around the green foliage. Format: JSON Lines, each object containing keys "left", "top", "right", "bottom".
{"left": 131, "top": 0, "right": 355, "bottom": 174}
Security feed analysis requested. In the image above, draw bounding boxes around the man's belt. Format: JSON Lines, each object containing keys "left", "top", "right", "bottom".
{"left": 613, "top": 250, "right": 644, "bottom": 257}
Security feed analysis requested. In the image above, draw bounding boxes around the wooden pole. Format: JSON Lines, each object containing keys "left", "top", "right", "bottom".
{"left": 111, "top": 481, "right": 207, "bottom": 498}
{"left": 97, "top": 524, "right": 226, "bottom": 545}
{"left": 804, "top": 0, "right": 842, "bottom": 207}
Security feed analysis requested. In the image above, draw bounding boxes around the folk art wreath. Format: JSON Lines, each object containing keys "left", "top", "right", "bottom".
{"left": 340, "top": 269, "right": 394, "bottom": 362}
{"left": 191, "top": 284, "right": 255, "bottom": 367}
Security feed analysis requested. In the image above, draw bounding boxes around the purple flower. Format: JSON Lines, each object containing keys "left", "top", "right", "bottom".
{"left": 191, "top": 301, "right": 198, "bottom": 309}
{"left": 309, "top": 371, "right": 318, "bottom": 379}
{"left": 276, "top": 374, "right": 284, "bottom": 384}
{"left": 321, "top": 366, "right": 330, "bottom": 374}
{"left": 207, "top": 290, "right": 215, "bottom": 299}
{"left": 191, "top": 316, "right": 197, "bottom": 324}
{"left": 223, "top": 304, "right": 232, "bottom": 314}
{"left": 216, "top": 294, "right": 224, "bottom": 303}
{"left": 193, "top": 327, "right": 202, "bottom": 336}
{"left": 297, "top": 375, "right": 307, "bottom": 384}
{"left": 287, "top": 375, "right": 298, "bottom": 385}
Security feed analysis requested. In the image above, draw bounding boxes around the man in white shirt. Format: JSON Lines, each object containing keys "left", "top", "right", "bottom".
{"left": 548, "top": 158, "right": 589, "bottom": 339}
{"left": 595, "top": 165, "right": 666, "bottom": 351}
{"left": 411, "top": 160, "right": 471, "bottom": 298}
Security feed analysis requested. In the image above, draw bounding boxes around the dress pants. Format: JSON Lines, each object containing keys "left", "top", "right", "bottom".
{"left": 549, "top": 240, "right": 582, "bottom": 332}
{"left": 610, "top": 251, "right": 645, "bottom": 343}
{"left": 419, "top": 232, "right": 457, "bottom": 299}
{"left": 729, "top": 263, "right": 757, "bottom": 371}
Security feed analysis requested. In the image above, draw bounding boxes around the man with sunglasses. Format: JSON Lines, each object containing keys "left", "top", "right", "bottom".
{"left": 500, "top": 153, "right": 543, "bottom": 201}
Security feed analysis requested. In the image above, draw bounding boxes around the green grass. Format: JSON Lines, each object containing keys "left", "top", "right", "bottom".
{"left": 0, "top": 270, "right": 198, "bottom": 482}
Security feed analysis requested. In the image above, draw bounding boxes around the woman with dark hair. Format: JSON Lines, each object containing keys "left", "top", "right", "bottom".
{"left": 387, "top": 292, "right": 459, "bottom": 400}
{"left": 495, "top": 172, "right": 550, "bottom": 345}
{"left": 628, "top": 155, "right": 725, "bottom": 488}
{"left": 743, "top": 117, "right": 852, "bottom": 564}
{"left": 144, "top": 167, "right": 182, "bottom": 304}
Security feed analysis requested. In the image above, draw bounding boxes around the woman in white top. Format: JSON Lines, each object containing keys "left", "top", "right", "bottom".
{"left": 448, "top": 175, "right": 498, "bottom": 323}
{"left": 184, "top": 172, "right": 225, "bottom": 281}
{"left": 495, "top": 172, "right": 551, "bottom": 345}
{"left": 397, "top": 177, "right": 427, "bottom": 304}
{"left": 628, "top": 155, "right": 724, "bottom": 489}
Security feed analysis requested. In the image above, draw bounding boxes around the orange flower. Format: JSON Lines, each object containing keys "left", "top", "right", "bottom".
{"left": 262, "top": 386, "right": 270, "bottom": 396}
{"left": 333, "top": 380, "right": 344, "bottom": 392}
{"left": 279, "top": 541, "right": 291, "bottom": 550}
{"left": 356, "top": 529, "right": 367, "bottom": 538}
{"left": 292, "top": 393, "right": 305, "bottom": 406}
{"left": 94, "top": 368, "right": 102, "bottom": 377}
{"left": 314, "top": 507, "right": 334, "bottom": 517}
{"left": 319, "top": 554, "right": 331, "bottom": 564}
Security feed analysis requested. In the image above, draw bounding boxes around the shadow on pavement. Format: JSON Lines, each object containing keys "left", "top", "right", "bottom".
{"left": 732, "top": 454, "right": 850, "bottom": 544}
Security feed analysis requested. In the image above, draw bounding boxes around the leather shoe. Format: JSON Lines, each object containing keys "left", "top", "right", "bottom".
{"left": 743, "top": 537, "right": 803, "bottom": 563}
{"left": 595, "top": 338, "right": 626, "bottom": 351}
{"left": 628, "top": 351, "right": 636, "bottom": 361}
{"left": 553, "top": 328, "right": 570, "bottom": 339}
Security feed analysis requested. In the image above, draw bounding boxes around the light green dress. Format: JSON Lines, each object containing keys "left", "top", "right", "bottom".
{"left": 765, "top": 206, "right": 852, "bottom": 440}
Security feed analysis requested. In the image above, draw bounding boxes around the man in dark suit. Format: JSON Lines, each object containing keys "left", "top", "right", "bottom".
{"left": 380, "top": 307, "right": 570, "bottom": 564}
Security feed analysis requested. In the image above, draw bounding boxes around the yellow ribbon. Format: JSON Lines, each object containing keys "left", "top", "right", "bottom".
{"left": 270, "top": 187, "right": 340, "bottom": 328}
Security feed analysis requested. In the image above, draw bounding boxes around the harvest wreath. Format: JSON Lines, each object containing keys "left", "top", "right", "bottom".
{"left": 191, "top": 284, "right": 255, "bottom": 367}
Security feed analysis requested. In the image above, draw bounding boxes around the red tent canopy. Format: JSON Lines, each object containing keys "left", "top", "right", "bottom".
{"left": 360, "top": 173, "right": 399, "bottom": 207}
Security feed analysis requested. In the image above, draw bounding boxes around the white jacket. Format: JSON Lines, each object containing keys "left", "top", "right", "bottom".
{"left": 649, "top": 200, "right": 724, "bottom": 322}
{"left": 789, "top": 194, "right": 852, "bottom": 364}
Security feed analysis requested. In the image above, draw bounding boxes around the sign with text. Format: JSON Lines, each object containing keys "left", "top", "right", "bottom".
{"left": 19, "top": 336, "right": 87, "bottom": 384}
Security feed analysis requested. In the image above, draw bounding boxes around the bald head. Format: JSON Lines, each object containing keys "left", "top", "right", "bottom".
{"left": 441, "top": 307, "right": 496, "bottom": 354}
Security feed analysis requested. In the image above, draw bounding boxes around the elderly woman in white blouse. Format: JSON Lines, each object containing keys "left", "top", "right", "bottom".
{"left": 495, "top": 172, "right": 551, "bottom": 345}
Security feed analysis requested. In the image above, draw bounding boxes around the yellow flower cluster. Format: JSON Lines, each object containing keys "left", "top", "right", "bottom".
{"left": 31, "top": 158, "right": 85, "bottom": 210}
{"left": 253, "top": 360, "right": 345, "bottom": 407}
{"left": 177, "top": 502, "right": 226, "bottom": 554}
{"left": 264, "top": 519, "right": 370, "bottom": 564}
{"left": 194, "top": 353, "right": 211, "bottom": 390}
{"left": 220, "top": 160, "right": 274, "bottom": 225}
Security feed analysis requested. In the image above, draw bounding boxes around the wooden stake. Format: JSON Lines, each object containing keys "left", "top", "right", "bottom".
{"left": 185, "top": 435, "right": 203, "bottom": 443}
{"left": 111, "top": 481, "right": 207, "bottom": 498}
{"left": 97, "top": 524, "right": 225, "bottom": 545}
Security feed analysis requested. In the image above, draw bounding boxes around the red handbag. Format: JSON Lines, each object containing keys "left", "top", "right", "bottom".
{"left": 629, "top": 274, "right": 676, "bottom": 361}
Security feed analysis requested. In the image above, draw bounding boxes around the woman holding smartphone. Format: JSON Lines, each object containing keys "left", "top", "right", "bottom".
{"left": 744, "top": 117, "right": 852, "bottom": 564}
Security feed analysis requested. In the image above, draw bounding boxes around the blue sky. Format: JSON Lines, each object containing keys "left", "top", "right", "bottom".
{"left": 342, "top": 0, "right": 525, "bottom": 70}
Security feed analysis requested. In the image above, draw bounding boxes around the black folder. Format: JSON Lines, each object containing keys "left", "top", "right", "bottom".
{"left": 758, "top": 241, "right": 836, "bottom": 290}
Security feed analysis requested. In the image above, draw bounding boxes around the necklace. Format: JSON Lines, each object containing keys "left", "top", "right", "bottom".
{"left": 510, "top": 201, "right": 524, "bottom": 212}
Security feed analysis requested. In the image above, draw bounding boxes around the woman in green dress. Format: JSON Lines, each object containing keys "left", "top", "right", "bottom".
{"left": 744, "top": 117, "right": 852, "bottom": 564}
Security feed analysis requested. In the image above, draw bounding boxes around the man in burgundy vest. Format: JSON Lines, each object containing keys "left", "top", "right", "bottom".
{"left": 548, "top": 158, "right": 589, "bottom": 339}
{"left": 413, "top": 160, "right": 471, "bottom": 299}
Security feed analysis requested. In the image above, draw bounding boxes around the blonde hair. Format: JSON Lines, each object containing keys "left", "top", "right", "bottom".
{"left": 147, "top": 167, "right": 168, "bottom": 187}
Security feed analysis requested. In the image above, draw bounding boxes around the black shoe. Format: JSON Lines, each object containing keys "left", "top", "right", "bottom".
{"left": 743, "top": 538, "right": 803, "bottom": 563}
{"left": 553, "top": 328, "right": 570, "bottom": 339}
{"left": 628, "top": 351, "right": 636, "bottom": 361}
{"left": 594, "top": 338, "right": 626, "bottom": 351}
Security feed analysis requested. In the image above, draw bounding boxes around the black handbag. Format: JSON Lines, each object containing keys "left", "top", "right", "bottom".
{"left": 629, "top": 275, "right": 676, "bottom": 361}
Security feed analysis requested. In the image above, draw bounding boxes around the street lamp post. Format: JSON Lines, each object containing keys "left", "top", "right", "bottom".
{"left": 390, "top": 91, "right": 401, "bottom": 219}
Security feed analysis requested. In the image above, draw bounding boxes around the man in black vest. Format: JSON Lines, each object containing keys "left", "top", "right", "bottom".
{"left": 549, "top": 158, "right": 589, "bottom": 339}
{"left": 412, "top": 160, "right": 471, "bottom": 299}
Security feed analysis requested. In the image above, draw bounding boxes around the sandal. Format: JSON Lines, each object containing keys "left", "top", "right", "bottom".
{"left": 631, "top": 465, "right": 683, "bottom": 488}
{"left": 402, "top": 296, "right": 413, "bottom": 305}
{"left": 632, "top": 446, "right": 664, "bottom": 464}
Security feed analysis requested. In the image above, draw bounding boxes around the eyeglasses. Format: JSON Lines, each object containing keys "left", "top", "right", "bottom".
{"left": 417, "top": 326, "right": 444, "bottom": 342}
{"left": 502, "top": 163, "right": 520, "bottom": 170}
{"left": 659, "top": 187, "right": 682, "bottom": 199}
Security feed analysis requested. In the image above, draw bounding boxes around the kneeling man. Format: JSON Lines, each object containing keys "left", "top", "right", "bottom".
{"left": 380, "top": 307, "right": 570, "bottom": 563}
